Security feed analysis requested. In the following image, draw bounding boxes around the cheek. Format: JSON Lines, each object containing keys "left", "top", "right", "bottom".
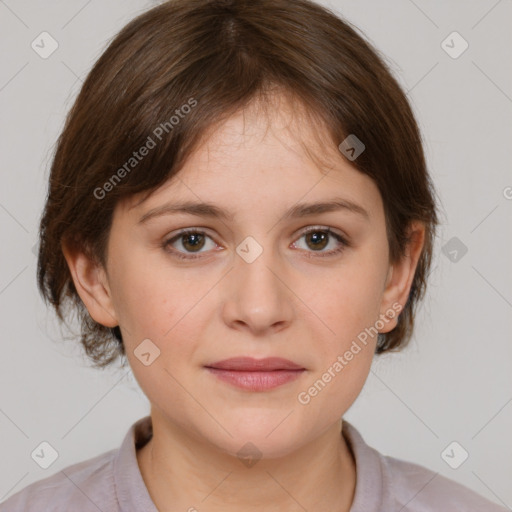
{"left": 115, "top": 269, "right": 211, "bottom": 394}
{"left": 119, "top": 271, "right": 204, "bottom": 407}
{"left": 113, "top": 275, "right": 169, "bottom": 338}
{"left": 306, "top": 253, "right": 385, "bottom": 393}
{"left": 317, "top": 262, "right": 386, "bottom": 339}
{"left": 108, "top": 246, "right": 196, "bottom": 339}
{"left": 296, "top": 344, "right": 374, "bottom": 426}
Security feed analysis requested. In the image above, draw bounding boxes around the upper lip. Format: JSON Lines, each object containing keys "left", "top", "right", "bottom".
{"left": 205, "top": 357, "right": 305, "bottom": 371}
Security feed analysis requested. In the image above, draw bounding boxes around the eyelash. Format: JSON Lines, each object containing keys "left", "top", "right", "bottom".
{"left": 162, "top": 226, "right": 350, "bottom": 261}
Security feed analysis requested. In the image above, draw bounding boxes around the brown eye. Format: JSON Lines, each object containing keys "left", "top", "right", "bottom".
{"left": 304, "top": 230, "right": 329, "bottom": 251}
{"left": 292, "top": 227, "right": 349, "bottom": 258}
{"left": 163, "top": 229, "right": 217, "bottom": 260}
{"left": 180, "top": 232, "right": 206, "bottom": 252}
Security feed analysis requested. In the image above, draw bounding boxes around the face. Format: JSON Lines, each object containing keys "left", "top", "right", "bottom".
{"left": 68, "top": 96, "right": 422, "bottom": 459}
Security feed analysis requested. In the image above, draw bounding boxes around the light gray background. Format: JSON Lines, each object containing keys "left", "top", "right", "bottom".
{"left": 1, "top": 0, "right": 511, "bottom": 508}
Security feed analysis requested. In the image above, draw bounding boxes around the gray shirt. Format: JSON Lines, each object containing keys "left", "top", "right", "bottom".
{"left": 0, "top": 415, "right": 507, "bottom": 511}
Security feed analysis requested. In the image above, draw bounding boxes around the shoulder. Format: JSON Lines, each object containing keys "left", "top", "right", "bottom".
{"left": 380, "top": 453, "right": 508, "bottom": 511}
{"left": 342, "top": 421, "right": 508, "bottom": 512}
{"left": 0, "top": 448, "right": 118, "bottom": 512}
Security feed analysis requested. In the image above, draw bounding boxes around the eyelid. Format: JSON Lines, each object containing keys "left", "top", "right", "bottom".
{"left": 166, "top": 225, "right": 348, "bottom": 241}
{"left": 296, "top": 224, "right": 348, "bottom": 239}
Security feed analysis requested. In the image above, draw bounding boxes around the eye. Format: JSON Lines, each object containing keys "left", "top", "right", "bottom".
{"left": 162, "top": 226, "right": 349, "bottom": 260}
{"left": 163, "top": 228, "right": 218, "bottom": 260}
{"left": 291, "top": 226, "right": 349, "bottom": 258}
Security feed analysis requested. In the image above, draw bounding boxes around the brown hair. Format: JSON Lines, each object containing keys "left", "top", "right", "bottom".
{"left": 37, "top": 0, "right": 439, "bottom": 369}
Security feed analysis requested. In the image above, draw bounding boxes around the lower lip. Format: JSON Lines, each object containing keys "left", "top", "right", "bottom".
{"left": 205, "top": 368, "right": 305, "bottom": 391}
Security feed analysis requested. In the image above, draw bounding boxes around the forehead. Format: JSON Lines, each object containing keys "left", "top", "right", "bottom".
{"left": 123, "top": 95, "right": 383, "bottom": 222}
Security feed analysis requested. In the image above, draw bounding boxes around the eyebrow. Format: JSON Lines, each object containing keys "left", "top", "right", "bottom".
{"left": 137, "top": 197, "right": 370, "bottom": 224}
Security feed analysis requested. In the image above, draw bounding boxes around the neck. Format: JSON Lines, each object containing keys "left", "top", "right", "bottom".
{"left": 137, "top": 413, "right": 356, "bottom": 512}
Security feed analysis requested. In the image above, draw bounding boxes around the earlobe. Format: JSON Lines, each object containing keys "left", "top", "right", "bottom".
{"left": 61, "top": 242, "right": 119, "bottom": 328}
{"left": 378, "top": 221, "right": 426, "bottom": 333}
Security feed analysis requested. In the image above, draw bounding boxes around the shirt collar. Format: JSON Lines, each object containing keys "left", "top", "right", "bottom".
{"left": 342, "top": 419, "right": 384, "bottom": 511}
{"left": 114, "top": 415, "right": 157, "bottom": 512}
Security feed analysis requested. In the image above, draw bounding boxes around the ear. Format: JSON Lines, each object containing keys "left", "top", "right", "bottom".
{"left": 61, "top": 241, "right": 119, "bottom": 328}
{"left": 378, "top": 221, "right": 426, "bottom": 333}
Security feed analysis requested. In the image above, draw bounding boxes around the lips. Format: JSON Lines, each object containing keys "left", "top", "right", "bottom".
{"left": 204, "top": 357, "right": 305, "bottom": 392}
{"left": 205, "top": 357, "right": 305, "bottom": 371}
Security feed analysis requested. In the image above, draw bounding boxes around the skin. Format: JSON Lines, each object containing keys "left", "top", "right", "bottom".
{"left": 63, "top": 93, "right": 425, "bottom": 512}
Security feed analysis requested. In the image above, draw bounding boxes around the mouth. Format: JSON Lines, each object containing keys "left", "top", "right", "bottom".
{"left": 204, "top": 357, "right": 306, "bottom": 391}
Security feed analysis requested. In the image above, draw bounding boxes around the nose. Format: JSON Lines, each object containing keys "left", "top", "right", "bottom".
{"left": 222, "top": 240, "right": 294, "bottom": 336}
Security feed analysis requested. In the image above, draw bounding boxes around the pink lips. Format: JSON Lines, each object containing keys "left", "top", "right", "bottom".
{"left": 205, "top": 357, "right": 306, "bottom": 391}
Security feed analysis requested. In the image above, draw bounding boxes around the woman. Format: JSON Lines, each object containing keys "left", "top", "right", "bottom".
{"left": 1, "top": 0, "right": 506, "bottom": 510}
